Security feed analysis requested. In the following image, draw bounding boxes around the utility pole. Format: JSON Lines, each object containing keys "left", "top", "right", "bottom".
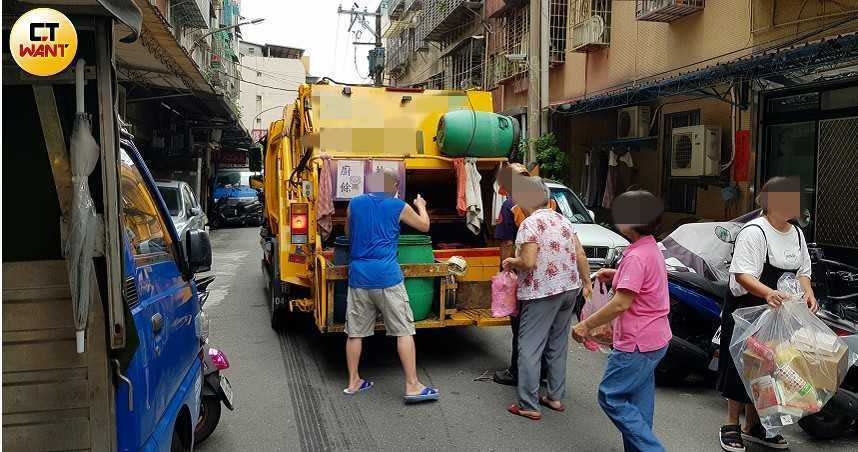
{"left": 526, "top": 0, "right": 542, "bottom": 163}
{"left": 539, "top": 0, "right": 549, "bottom": 138}
{"left": 337, "top": 4, "right": 384, "bottom": 86}
{"left": 375, "top": 11, "right": 383, "bottom": 86}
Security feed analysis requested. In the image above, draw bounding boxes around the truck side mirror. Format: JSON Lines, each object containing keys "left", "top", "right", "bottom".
{"left": 184, "top": 229, "right": 212, "bottom": 274}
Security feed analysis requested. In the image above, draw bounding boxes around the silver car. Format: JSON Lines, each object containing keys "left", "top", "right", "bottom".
{"left": 156, "top": 180, "right": 207, "bottom": 239}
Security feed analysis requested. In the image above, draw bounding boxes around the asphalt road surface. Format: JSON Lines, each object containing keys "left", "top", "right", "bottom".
{"left": 198, "top": 227, "right": 858, "bottom": 452}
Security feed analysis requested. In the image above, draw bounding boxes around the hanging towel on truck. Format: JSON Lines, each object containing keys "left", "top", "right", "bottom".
{"left": 454, "top": 158, "right": 484, "bottom": 234}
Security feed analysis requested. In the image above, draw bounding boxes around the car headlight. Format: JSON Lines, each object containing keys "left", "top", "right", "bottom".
{"left": 608, "top": 246, "right": 627, "bottom": 263}
{"left": 195, "top": 311, "right": 210, "bottom": 343}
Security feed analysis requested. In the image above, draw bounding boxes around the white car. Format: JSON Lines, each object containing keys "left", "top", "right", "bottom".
{"left": 545, "top": 181, "right": 630, "bottom": 270}
{"left": 155, "top": 180, "right": 207, "bottom": 240}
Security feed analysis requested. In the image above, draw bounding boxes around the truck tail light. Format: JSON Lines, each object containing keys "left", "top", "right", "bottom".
{"left": 291, "top": 203, "right": 309, "bottom": 244}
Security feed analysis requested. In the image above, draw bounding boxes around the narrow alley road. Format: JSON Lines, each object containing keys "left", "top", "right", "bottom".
{"left": 198, "top": 227, "right": 858, "bottom": 452}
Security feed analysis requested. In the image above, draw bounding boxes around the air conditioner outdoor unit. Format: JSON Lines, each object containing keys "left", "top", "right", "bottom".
{"left": 570, "top": 16, "right": 606, "bottom": 51}
{"left": 671, "top": 125, "right": 721, "bottom": 177}
{"left": 617, "top": 106, "right": 651, "bottom": 139}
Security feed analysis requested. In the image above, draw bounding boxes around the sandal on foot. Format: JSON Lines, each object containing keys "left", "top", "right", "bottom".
{"left": 507, "top": 404, "right": 542, "bottom": 421}
{"left": 719, "top": 424, "right": 745, "bottom": 452}
{"left": 404, "top": 386, "right": 440, "bottom": 404}
{"left": 742, "top": 424, "right": 789, "bottom": 450}
{"left": 343, "top": 379, "right": 374, "bottom": 395}
{"left": 539, "top": 396, "right": 566, "bottom": 412}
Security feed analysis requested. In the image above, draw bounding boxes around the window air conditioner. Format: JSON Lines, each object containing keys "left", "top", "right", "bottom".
{"left": 671, "top": 125, "right": 721, "bottom": 177}
{"left": 617, "top": 106, "right": 651, "bottom": 139}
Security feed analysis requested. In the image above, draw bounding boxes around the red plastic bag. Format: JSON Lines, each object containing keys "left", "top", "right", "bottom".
{"left": 580, "top": 279, "right": 614, "bottom": 352}
{"left": 491, "top": 271, "right": 518, "bottom": 317}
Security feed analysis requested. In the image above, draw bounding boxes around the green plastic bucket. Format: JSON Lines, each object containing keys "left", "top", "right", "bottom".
{"left": 396, "top": 235, "right": 435, "bottom": 322}
{"left": 437, "top": 110, "right": 519, "bottom": 158}
{"left": 332, "top": 235, "right": 436, "bottom": 323}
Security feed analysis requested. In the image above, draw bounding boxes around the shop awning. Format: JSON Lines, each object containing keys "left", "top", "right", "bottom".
{"left": 114, "top": 0, "right": 214, "bottom": 93}
{"left": 553, "top": 32, "right": 858, "bottom": 115}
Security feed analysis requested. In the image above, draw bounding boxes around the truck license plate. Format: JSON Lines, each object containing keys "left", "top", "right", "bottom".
{"left": 220, "top": 375, "right": 234, "bottom": 407}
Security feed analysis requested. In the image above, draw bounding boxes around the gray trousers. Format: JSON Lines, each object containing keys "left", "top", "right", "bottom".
{"left": 517, "top": 288, "right": 580, "bottom": 412}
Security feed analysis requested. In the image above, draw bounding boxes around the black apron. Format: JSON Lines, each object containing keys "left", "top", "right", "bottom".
{"left": 716, "top": 223, "right": 803, "bottom": 403}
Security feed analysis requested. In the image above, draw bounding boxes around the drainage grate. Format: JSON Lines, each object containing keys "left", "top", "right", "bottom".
{"left": 816, "top": 117, "right": 858, "bottom": 249}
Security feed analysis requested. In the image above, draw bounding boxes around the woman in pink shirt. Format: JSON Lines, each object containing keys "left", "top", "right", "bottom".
{"left": 572, "top": 191, "right": 672, "bottom": 452}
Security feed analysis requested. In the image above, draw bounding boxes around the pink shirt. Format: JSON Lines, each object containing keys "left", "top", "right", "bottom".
{"left": 611, "top": 236, "right": 672, "bottom": 352}
{"left": 515, "top": 209, "right": 581, "bottom": 300}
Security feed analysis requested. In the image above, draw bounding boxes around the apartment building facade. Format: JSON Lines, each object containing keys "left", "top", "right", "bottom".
{"left": 485, "top": 0, "right": 858, "bottom": 256}
{"left": 115, "top": 0, "right": 252, "bottom": 211}
{"left": 238, "top": 41, "right": 308, "bottom": 138}
{"left": 382, "top": 0, "right": 487, "bottom": 89}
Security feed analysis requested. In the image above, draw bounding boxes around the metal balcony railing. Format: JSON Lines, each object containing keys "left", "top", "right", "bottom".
{"left": 170, "top": 0, "right": 210, "bottom": 29}
{"left": 636, "top": 0, "right": 704, "bottom": 23}
{"left": 420, "top": 0, "right": 482, "bottom": 43}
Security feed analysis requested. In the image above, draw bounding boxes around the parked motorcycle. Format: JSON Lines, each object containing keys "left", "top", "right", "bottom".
{"left": 210, "top": 195, "right": 263, "bottom": 229}
{"left": 796, "top": 247, "right": 858, "bottom": 439}
{"left": 192, "top": 275, "right": 235, "bottom": 445}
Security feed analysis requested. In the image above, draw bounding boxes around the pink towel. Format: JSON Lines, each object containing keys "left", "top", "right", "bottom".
{"left": 317, "top": 155, "right": 335, "bottom": 240}
{"left": 453, "top": 158, "right": 467, "bottom": 217}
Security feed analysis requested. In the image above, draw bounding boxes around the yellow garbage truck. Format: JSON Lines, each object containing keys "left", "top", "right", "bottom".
{"left": 260, "top": 83, "right": 520, "bottom": 333}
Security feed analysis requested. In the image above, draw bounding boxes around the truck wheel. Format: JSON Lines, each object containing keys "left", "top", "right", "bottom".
{"left": 171, "top": 428, "right": 188, "bottom": 452}
{"left": 798, "top": 405, "right": 854, "bottom": 439}
{"left": 194, "top": 397, "right": 222, "bottom": 445}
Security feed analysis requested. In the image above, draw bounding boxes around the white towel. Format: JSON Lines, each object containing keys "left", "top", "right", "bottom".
{"left": 464, "top": 158, "right": 483, "bottom": 234}
{"left": 492, "top": 180, "right": 507, "bottom": 225}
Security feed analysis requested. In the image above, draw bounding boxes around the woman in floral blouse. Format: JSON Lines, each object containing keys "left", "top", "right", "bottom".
{"left": 502, "top": 177, "right": 592, "bottom": 420}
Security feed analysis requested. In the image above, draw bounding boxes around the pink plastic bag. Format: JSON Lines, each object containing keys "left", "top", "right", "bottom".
{"left": 580, "top": 279, "right": 614, "bottom": 352}
{"left": 491, "top": 271, "right": 519, "bottom": 317}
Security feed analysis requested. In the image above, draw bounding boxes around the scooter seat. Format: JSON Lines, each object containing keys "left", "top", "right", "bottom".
{"left": 668, "top": 271, "right": 729, "bottom": 301}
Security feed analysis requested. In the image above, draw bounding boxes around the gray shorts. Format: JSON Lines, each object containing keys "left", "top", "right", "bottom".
{"left": 345, "top": 283, "right": 416, "bottom": 338}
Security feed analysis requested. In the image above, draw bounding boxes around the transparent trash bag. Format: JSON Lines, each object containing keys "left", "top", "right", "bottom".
{"left": 491, "top": 271, "right": 518, "bottom": 318}
{"left": 730, "top": 278, "right": 858, "bottom": 436}
{"left": 580, "top": 279, "right": 614, "bottom": 353}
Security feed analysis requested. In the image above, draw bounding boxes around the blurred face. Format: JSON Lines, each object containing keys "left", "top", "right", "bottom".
{"left": 512, "top": 177, "right": 548, "bottom": 213}
{"left": 366, "top": 171, "right": 399, "bottom": 194}
{"left": 498, "top": 164, "right": 529, "bottom": 195}
{"left": 766, "top": 190, "right": 800, "bottom": 220}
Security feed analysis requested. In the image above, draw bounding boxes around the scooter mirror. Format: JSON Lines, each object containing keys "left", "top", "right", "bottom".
{"left": 714, "top": 226, "right": 732, "bottom": 243}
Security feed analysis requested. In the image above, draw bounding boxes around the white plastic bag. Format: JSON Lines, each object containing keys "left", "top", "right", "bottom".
{"left": 730, "top": 276, "right": 858, "bottom": 435}
{"left": 580, "top": 279, "right": 613, "bottom": 352}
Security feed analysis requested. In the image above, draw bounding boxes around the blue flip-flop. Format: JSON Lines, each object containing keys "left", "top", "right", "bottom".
{"left": 404, "top": 386, "right": 440, "bottom": 404}
{"left": 343, "top": 380, "right": 374, "bottom": 395}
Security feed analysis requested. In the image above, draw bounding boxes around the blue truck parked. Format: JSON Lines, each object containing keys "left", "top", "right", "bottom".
{"left": 2, "top": 3, "right": 213, "bottom": 451}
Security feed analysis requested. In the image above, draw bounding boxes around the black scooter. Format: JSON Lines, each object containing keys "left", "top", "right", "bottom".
{"left": 796, "top": 247, "right": 858, "bottom": 439}
{"left": 193, "top": 276, "right": 235, "bottom": 445}
{"left": 210, "top": 195, "right": 263, "bottom": 228}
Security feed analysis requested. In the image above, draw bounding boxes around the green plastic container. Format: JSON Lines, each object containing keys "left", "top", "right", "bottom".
{"left": 396, "top": 235, "right": 435, "bottom": 322}
{"left": 332, "top": 235, "right": 436, "bottom": 323}
{"left": 437, "top": 110, "right": 520, "bottom": 158}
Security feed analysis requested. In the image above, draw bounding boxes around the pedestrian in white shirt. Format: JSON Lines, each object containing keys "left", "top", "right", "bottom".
{"left": 717, "top": 176, "right": 818, "bottom": 452}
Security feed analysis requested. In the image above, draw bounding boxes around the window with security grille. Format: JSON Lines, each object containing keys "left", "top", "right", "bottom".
{"left": 446, "top": 39, "right": 484, "bottom": 90}
{"left": 814, "top": 117, "right": 858, "bottom": 249}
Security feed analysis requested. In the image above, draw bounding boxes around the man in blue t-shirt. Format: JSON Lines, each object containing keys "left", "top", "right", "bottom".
{"left": 343, "top": 169, "right": 439, "bottom": 403}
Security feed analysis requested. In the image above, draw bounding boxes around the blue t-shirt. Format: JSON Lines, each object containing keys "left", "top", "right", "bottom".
{"left": 348, "top": 193, "right": 407, "bottom": 289}
{"left": 494, "top": 199, "right": 517, "bottom": 241}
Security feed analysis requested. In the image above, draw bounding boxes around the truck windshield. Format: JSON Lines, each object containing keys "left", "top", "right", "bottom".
{"left": 158, "top": 187, "right": 181, "bottom": 216}
{"left": 216, "top": 171, "right": 253, "bottom": 187}
{"left": 550, "top": 187, "right": 593, "bottom": 224}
